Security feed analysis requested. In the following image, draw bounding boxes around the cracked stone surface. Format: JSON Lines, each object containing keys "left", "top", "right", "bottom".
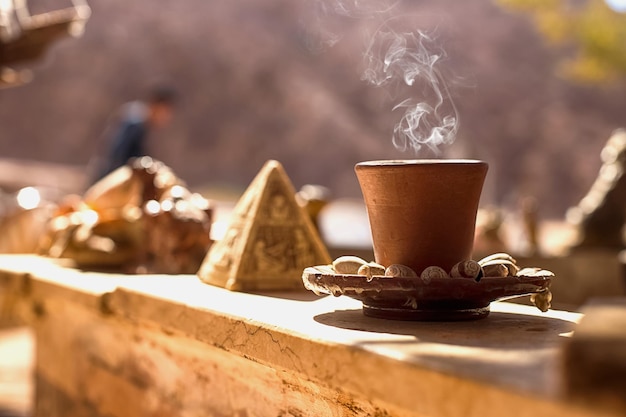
{"left": 0, "top": 255, "right": 615, "bottom": 417}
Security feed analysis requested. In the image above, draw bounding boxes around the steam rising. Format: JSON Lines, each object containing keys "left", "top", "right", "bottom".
{"left": 362, "top": 29, "right": 458, "bottom": 154}
{"left": 301, "top": 0, "right": 398, "bottom": 52}
{"left": 304, "top": 0, "right": 459, "bottom": 154}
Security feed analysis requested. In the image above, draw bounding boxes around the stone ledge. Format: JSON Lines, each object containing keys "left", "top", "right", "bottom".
{"left": 0, "top": 255, "right": 616, "bottom": 417}
{"left": 563, "top": 298, "right": 626, "bottom": 416}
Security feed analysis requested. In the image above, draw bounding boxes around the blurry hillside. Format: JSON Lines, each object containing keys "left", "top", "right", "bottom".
{"left": 1, "top": 0, "right": 625, "bottom": 217}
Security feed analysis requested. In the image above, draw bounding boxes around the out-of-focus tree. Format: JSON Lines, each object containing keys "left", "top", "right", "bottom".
{"left": 497, "top": 0, "right": 626, "bottom": 82}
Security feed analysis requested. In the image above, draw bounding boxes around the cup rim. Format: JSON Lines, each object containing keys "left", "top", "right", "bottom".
{"left": 355, "top": 159, "right": 487, "bottom": 168}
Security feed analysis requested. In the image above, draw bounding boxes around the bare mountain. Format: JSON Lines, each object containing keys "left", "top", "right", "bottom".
{"left": 0, "top": 0, "right": 625, "bottom": 217}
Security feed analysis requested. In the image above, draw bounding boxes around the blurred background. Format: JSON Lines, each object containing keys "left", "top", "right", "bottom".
{"left": 1, "top": 0, "right": 626, "bottom": 218}
{"left": 2, "top": 2, "right": 626, "bottom": 415}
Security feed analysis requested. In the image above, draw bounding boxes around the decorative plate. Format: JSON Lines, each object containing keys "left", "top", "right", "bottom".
{"left": 302, "top": 266, "right": 553, "bottom": 321}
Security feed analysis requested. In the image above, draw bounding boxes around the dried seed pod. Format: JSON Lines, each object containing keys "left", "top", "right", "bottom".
{"left": 315, "top": 265, "right": 337, "bottom": 275}
{"left": 450, "top": 260, "right": 483, "bottom": 281}
{"left": 478, "top": 252, "right": 516, "bottom": 266}
{"left": 482, "top": 263, "right": 509, "bottom": 277}
{"left": 516, "top": 267, "right": 541, "bottom": 277}
{"left": 517, "top": 267, "right": 554, "bottom": 277}
{"left": 503, "top": 262, "right": 520, "bottom": 276}
{"left": 530, "top": 290, "right": 552, "bottom": 312}
{"left": 384, "top": 264, "right": 418, "bottom": 278}
{"left": 358, "top": 262, "right": 386, "bottom": 279}
{"left": 420, "top": 266, "right": 448, "bottom": 284}
{"left": 480, "top": 259, "right": 519, "bottom": 276}
{"left": 332, "top": 256, "right": 367, "bottom": 274}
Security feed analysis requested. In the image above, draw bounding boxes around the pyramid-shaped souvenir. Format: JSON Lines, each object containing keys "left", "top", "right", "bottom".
{"left": 198, "top": 160, "right": 331, "bottom": 291}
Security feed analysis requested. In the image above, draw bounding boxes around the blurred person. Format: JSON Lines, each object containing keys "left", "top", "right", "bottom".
{"left": 91, "top": 86, "right": 177, "bottom": 183}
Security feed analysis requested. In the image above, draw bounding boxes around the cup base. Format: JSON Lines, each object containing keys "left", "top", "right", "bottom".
{"left": 362, "top": 302, "right": 490, "bottom": 321}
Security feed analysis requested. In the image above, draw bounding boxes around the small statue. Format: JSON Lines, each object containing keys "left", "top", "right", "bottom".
{"left": 295, "top": 184, "right": 331, "bottom": 232}
{"left": 567, "top": 129, "right": 626, "bottom": 250}
{"left": 198, "top": 160, "right": 331, "bottom": 291}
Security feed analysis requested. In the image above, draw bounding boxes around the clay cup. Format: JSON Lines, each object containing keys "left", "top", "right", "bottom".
{"left": 355, "top": 159, "right": 488, "bottom": 275}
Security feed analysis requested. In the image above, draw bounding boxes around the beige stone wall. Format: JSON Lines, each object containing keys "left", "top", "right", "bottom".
{"left": 30, "top": 298, "right": 420, "bottom": 417}
{"left": 0, "top": 255, "right": 619, "bottom": 417}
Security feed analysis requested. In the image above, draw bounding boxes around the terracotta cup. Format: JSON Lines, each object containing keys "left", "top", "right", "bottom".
{"left": 355, "top": 159, "right": 488, "bottom": 275}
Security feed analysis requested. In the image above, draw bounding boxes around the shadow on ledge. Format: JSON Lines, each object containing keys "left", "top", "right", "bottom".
{"left": 314, "top": 305, "right": 577, "bottom": 395}
{"left": 313, "top": 306, "right": 576, "bottom": 350}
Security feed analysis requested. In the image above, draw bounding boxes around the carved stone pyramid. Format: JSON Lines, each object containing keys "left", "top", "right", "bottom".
{"left": 198, "top": 160, "right": 331, "bottom": 291}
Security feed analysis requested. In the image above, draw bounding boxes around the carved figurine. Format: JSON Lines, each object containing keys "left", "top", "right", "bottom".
{"left": 568, "top": 129, "right": 626, "bottom": 249}
{"left": 198, "top": 160, "right": 331, "bottom": 291}
{"left": 39, "top": 157, "right": 213, "bottom": 273}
